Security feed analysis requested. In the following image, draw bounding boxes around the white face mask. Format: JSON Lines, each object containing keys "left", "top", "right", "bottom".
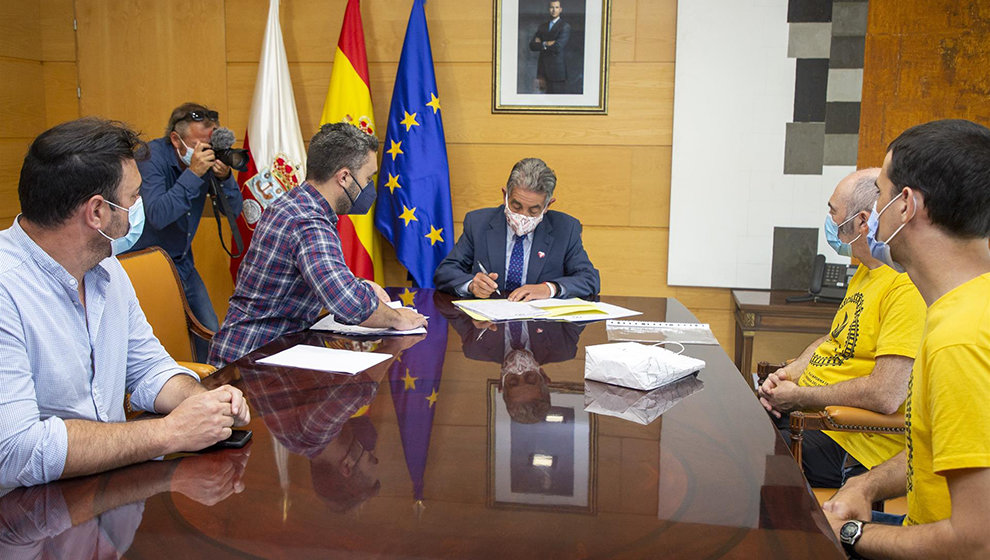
{"left": 176, "top": 137, "right": 194, "bottom": 166}
{"left": 504, "top": 194, "right": 547, "bottom": 236}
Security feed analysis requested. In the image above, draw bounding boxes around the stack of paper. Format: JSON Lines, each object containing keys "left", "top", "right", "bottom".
{"left": 257, "top": 345, "right": 392, "bottom": 374}
{"left": 453, "top": 298, "right": 640, "bottom": 323}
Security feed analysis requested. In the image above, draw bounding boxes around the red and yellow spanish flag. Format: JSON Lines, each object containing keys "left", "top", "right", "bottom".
{"left": 321, "top": 0, "right": 383, "bottom": 284}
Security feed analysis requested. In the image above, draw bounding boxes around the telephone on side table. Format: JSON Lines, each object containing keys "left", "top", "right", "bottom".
{"left": 786, "top": 254, "right": 855, "bottom": 303}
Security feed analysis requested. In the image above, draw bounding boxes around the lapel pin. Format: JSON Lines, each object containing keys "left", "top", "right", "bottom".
{"left": 538, "top": 251, "right": 546, "bottom": 259}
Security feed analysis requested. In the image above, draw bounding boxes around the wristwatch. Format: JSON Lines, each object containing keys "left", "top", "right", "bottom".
{"left": 839, "top": 520, "right": 866, "bottom": 558}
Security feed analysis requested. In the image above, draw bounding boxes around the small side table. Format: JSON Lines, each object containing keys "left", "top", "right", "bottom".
{"left": 732, "top": 290, "right": 840, "bottom": 378}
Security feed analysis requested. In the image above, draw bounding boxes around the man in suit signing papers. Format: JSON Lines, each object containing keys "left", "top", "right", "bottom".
{"left": 434, "top": 158, "right": 600, "bottom": 301}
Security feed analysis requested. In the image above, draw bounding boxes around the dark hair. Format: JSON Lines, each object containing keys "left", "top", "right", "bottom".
{"left": 166, "top": 102, "right": 216, "bottom": 137}
{"left": 887, "top": 119, "right": 990, "bottom": 238}
{"left": 18, "top": 117, "right": 147, "bottom": 228}
{"left": 307, "top": 122, "right": 379, "bottom": 183}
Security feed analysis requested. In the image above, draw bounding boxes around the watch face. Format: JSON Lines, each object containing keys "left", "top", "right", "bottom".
{"left": 840, "top": 521, "right": 861, "bottom": 542}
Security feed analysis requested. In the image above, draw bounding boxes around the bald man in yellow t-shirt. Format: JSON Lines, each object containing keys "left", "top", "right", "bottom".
{"left": 760, "top": 169, "right": 926, "bottom": 488}
{"left": 820, "top": 119, "right": 990, "bottom": 560}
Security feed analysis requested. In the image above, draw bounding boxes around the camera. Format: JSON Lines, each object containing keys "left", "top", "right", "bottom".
{"left": 210, "top": 127, "right": 250, "bottom": 172}
{"left": 214, "top": 147, "right": 250, "bottom": 172}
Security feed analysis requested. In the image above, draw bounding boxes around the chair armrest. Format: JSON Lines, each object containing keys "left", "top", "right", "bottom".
{"left": 822, "top": 406, "right": 906, "bottom": 432}
{"left": 176, "top": 361, "right": 218, "bottom": 380}
{"left": 187, "top": 317, "right": 215, "bottom": 342}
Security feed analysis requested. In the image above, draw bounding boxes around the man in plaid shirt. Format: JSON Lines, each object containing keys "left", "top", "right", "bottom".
{"left": 209, "top": 123, "right": 427, "bottom": 367}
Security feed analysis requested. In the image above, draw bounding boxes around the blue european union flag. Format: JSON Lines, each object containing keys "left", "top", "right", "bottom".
{"left": 385, "top": 288, "right": 448, "bottom": 501}
{"left": 375, "top": 0, "right": 454, "bottom": 288}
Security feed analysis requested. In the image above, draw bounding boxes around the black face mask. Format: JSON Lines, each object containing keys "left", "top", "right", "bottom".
{"left": 344, "top": 174, "right": 376, "bottom": 215}
{"left": 348, "top": 416, "right": 377, "bottom": 451}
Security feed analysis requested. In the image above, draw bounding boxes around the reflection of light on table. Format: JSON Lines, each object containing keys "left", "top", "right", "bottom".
{"left": 545, "top": 413, "right": 564, "bottom": 423}
{"left": 531, "top": 453, "right": 555, "bottom": 467}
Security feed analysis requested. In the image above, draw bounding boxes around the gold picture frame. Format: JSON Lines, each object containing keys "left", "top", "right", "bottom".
{"left": 492, "top": 0, "right": 611, "bottom": 114}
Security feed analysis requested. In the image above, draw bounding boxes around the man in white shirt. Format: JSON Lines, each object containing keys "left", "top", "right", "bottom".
{"left": 0, "top": 117, "right": 250, "bottom": 487}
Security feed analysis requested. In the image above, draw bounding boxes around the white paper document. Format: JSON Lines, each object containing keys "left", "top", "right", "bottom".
{"left": 533, "top": 299, "right": 641, "bottom": 323}
{"left": 310, "top": 314, "right": 426, "bottom": 336}
{"left": 453, "top": 298, "right": 640, "bottom": 323}
{"left": 453, "top": 299, "right": 543, "bottom": 321}
{"left": 257, "top": 344, "right": 392, "bottom": 374}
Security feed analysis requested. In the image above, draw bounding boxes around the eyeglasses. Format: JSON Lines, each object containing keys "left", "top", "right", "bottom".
{"left": 180, "top": 110, "right": 219, "bottom": 124}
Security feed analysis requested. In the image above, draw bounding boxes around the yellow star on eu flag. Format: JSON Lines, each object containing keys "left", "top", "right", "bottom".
{"left": 400, "top": 111, "right": 420, "bottom": 131}
{"left": 402, "top": 369, "right": 419, "bottom": 391}
{"left": 386, "top": 139, "right": 403, "bottom": 160}
{"left": 426, "top": 93, "right": 441, "bottom": 114}
{"left": 399, "top": 205, "right": 418, "bottom": 226}
{"left": 385, "top": 173, "right": 402, "bottom": 194}
{"left": 426, "top": 388, "right": 439, "bottom": 408}
{"left": 424, "top": 225, "right": 444, "bottom": 246}
{"left": 398, "top": 287, "right": 416, "bottom": 306}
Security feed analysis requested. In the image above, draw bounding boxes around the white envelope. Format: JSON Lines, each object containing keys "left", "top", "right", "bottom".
{"left": 584, "top": 376, "right": 704, "bottom": 425}
{"left": 584, "top": 341, "right": 705, "bottom": 390}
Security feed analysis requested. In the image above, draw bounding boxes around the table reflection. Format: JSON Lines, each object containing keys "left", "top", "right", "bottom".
{"left": 116, "top": 291, "right": 842, "bottom": 558}
{"left": 0, "top": 450, "right": 249, "bottom": 559}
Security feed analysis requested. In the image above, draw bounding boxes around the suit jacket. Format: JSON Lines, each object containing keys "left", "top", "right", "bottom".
{"left": 528, "top": 18, "right": 571, "bottom": 82}
{"left": 433, "top": 205, "right": 600, "bottom": 298}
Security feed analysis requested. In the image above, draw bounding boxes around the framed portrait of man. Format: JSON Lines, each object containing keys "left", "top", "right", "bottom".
{"left": 492, "top": 0, "right": 611, "bottom": 113}
{"left": 486, "top": 380, "right": 598, "bottom": 513}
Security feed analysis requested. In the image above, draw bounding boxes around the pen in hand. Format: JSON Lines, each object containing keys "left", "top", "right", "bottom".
{"left": 476, "top": 262, "right": 502, "bottom": 296}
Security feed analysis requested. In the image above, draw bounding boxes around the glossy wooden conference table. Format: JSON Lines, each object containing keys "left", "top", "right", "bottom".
{"left": 0, "top": 291, "right": 843, "bottom": 559}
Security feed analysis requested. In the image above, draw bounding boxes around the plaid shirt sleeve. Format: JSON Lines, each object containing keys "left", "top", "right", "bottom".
{"left": 294, "top": 216, "right": 377, "bottom": 325}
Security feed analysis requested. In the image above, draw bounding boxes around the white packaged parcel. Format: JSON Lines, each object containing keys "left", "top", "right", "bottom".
{"left": 584, "top": 341, "right": 705, "bottom": 390}
{"left": 584, "top": 375, "right": 704, "bottom": 425}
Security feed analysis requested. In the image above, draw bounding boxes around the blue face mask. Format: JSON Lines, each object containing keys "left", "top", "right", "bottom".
{"left": 867, "top": 194, "right": 915, "bottom": 273}
{"left": 345, "top": 174, "right": 376, "bottom": 215}
{"left": 824, "top": 212, "right": 861, "bottom": 257}
{"left": 98, "top": 197, "right": 145, "bottom": 256}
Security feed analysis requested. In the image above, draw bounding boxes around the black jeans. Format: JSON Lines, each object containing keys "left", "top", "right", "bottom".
{"left": 774, "top": 413, "right": 867, "bottom": 488}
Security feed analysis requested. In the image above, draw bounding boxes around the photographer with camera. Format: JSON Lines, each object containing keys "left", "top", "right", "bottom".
{"left": 128, "top": 102, "right": 243, "bottom": 361}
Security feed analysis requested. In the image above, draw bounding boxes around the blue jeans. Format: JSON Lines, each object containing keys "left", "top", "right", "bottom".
{"left": 179, "top": 265, "right": 219, "bottom": 363}
{"left": 872, "top": 511, "right": 906, "bottom": 525}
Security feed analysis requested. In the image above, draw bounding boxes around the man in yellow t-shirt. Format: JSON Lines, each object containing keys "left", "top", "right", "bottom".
{"left": 822, "top": 119, "right": 990, "bottom": 559}
{"left": 760, "top": 168, "right": 925, "bottom": 488}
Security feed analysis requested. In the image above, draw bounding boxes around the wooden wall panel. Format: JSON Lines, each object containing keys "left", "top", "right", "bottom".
{"left": 858, "top": 0, "right": 990, "bottom": 168}
{"left": 444, "top": 144, "right": 670, "bottom": 229}
{"left": 43, "top": 62, "right": 80, "bottom": 127}
{"left": 0, "top": 2, "right": 42, "bottom": 61}
{"left": 634, "top": 0, "right": 677, "bottom": 62}
{"left": 583, "top": 226, "right": 666, "bottom": 294}
{"left": 40, "top": 0, "right": 76, "bottom": 61}
{"left": 75, "top": 0, "right": 229, "bottom": 138}
{"left": 609, "top": 0, "right": 638, "bottom": 63}
{"left": 0, "top": 139, "right": 31, "bottom": 222}
{"left": 0, "top": 60, "right": 46, "bottom": 138}
{"left": 226, "top": 0, "right": 492, "bottom": 64}
{"left": 225, "top": 60, "right": 674, "bottom": 148}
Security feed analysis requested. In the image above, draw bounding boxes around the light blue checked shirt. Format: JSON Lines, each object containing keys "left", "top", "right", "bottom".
{"left": 0, "top": 218, "right": 196, "bottom": 488}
